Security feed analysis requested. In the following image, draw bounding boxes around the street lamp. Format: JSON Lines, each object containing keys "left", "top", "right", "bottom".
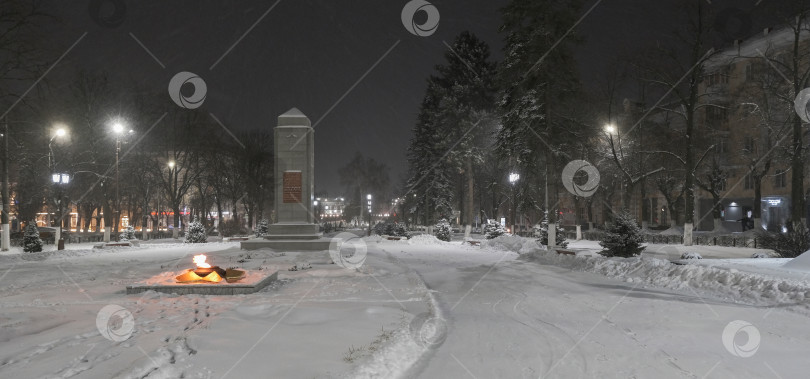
{"left": 108, "top": 119, "right": 128, "bottom": 242}
{"left": 48, "top": 125, "right": 68, "bottom": 174}
{"left": 48, "top": 126, "right": 68, "bottom": 245}
{"left": 167, "top": 160, "right": 178, "bottom": 238}
{"left": 367, "top": 194, "right": 372, "bottom": 235}
{"left": 508, "top": 173, "right": 519, "bottom": 234}
{"left": 52, "top": 173, "right": 70, "bottom": 248}
{"left": 604, "top": 123, "right": 616, "bottom": 135}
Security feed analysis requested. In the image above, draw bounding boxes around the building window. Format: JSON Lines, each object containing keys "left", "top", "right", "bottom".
{"left": 706, "top": 107, "right": 729, "bottom": 126}
{"left": 745, "top": 63, "right": 753, "bottom": 80}
{"left": 775, "top": 169, "right": 787, "bottom": 188}
{"left": 707, "top": 69, "right": 730, "bottom": 86}
{"left": 744, "top": 173, "right": 754, "bottom": 190}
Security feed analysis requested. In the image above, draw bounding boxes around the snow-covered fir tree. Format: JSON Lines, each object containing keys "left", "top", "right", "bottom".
{"left": 394, "top": 223, "right": 410, "bottom": 238}
{"left": 434, "top": 219, "right": 451, "bottom": 242}
{"left": 372, "top": 221, "right": 386, "bottom": 236}
{"left": 534, "top": 214, "right": 568, "bottom": 248}
{"left": 484, "top": 220, "right": 505, "bottom": 239}
{"left": 405, "top": 31, "right": 497, "bottom": 227}
{"left": 119, "top": 225, "right": 136, "bottom": 241}
{"left": 23, "top": 223, "right": 43, "bottom": 253}
{"left": 496, "top": 0, "right": 584, "bottom": 210}
{"left": 184, "top": 217, "right": 207, "bottom": 243}
{"left": 599, "top": 210, "right": 644, "bottom": 257}
{"left": 255, "top": 218, "right": 269, "bottom": 237}
{"left": 384, "top": 222, "right": 396, "bottom": 236}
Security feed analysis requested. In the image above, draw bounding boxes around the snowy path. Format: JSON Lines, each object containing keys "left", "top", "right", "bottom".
{"left": 368, "top": 240, "right": 809, "bottom": 379}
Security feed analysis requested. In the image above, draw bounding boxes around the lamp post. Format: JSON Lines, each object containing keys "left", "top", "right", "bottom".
{"left": 367, "top": 194, "right": 372, "bottom": 236}
{"left": 605, "top": 123, "right": 626, "bottom": 209}
{"left": 109, "top": 121, "right": 133, "bottom": 242}
{"left": 112, "top": 122, "right": 123, "bottom": 242}
{"left": 48, "top": 126, "right": 68, "bottom": 244}
{"left": 51, "top": 173, "right": 70, "bottom": 248}
{"left": 167, "top": 160, "right": 178, "bottom": 239}
{"left": 508, "top": 173, "right": 519, "bottom": 234}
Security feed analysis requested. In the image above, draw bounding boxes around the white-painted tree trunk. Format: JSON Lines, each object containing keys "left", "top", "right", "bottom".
{"left": 683, "top": 223, "right": 693, "bottom": 246}
{"left": 1, "top": 224, "right": 9, "bottom": 251}
{"left": 549, "top": 223, "right": 556, "bottom": 249}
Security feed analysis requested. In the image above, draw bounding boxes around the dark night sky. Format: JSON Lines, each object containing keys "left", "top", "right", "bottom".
{"left": 35, "top": 0, "right": 769, "bottom": 195}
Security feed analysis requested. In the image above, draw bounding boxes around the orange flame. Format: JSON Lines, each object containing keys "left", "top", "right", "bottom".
{"left": 193, "top": 254, "right": 211, "bottom": 268}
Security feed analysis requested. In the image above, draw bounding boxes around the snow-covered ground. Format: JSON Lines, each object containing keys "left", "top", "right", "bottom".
{"left": 1, "top": 235, "right": 809, "bottom": 378}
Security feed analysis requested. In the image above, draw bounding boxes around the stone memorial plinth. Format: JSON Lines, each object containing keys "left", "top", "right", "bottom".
{"left": 241, "top": 108, "right": 331, "bottom": 251}
{"left": 126, "top": 270, "right": 278, "bottom": 295}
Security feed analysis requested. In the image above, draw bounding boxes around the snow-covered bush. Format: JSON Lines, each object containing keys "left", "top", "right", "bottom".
{"left": 372, "top": 222, "right": 386, "bottom": 236}
{"left": 680, "top": 252, "right": 702, "bottom": 259}
{"left": 751, "top": 252, "right": 771, "bottom": 258}
{"left": 184, "top": 218, "right": 207, "bottom": 243}
{"left": 373, "top": 221, "right": 409, "bottom": 238}
{"left": 23, "top": 223, "right": 43, "bottom": 253}
{"left": 434, "top": 219, "right": 451, "bottom": 242}
{"left": 534, "top": 215, "right": 568, "bottom": 248}
{"left": 599, "top": 210, "right": 644, "bottom": 258}
{"left": 755, "top": 222, "right": 810, "bottom": 258}
{"left": 484, "top": 220, "right": 505, "bottom": 239}
{"left": 255, "top": 218, "right": 269, "bottom": 237}
{"left": 119, "top": 225, "right": 136, "bottom": 241}
{"left": 394, "top": 223, "right": 410, "bottom": 238}
{"left": 384, "top": 222, "right": 396, "bottom": 236}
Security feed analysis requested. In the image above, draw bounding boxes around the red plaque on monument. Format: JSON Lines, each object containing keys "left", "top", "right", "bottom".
{"left": 283, "top": 171, "right": 302, "bottom": 203}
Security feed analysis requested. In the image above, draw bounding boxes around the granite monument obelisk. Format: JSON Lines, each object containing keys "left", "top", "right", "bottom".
{"left": 242, "top": 108, "right": 331, "bottom": 251}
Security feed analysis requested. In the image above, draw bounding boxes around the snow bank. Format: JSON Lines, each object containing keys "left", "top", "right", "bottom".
{"left": 404, "top": 234, "right": 449, "bottom": 246}
{"left": 782, "top": 250, "right": 810, "bottom": 271}
{"left": 481, "top": 235, "right": 543, "bottom": 255}
{"left": 347, "top": 290, "right": 445, "bottom": 379}
{"left": 486, "top": 236, "right": 810, "bottom": 313}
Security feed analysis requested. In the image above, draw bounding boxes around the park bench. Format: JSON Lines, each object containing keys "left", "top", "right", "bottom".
{"left": 555, "top": 249, "right": 576, "bottom": 256}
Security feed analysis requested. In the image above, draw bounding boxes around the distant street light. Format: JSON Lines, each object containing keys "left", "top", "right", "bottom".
{"left": 112, "top": 121, "right": 124, "bottom": 134}
{"left": 367, "top": 194, "right": 373, "bottom": 235}
{"left": 509, "top": 172, "right": 519, "bottom": 234}
{"left": 48, "top": 125, "right": 68, "bottom": 173}
{"left": 167, "top": 160, "right": 178, "bottom": 238}
{"left": 604, "top": 124, "right": 616, "bottom": 134}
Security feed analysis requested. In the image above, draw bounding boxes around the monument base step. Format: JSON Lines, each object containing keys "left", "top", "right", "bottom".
{"left": 263, "top": 233, "right": 322, "bottom": 240}
{"left": 240, "top": 237, "right": 333, "bottom": 251}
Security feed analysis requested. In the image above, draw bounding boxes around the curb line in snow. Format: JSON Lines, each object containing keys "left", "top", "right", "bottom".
{"left": 345, "top": 255, "right": 447, "bottom": 379}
